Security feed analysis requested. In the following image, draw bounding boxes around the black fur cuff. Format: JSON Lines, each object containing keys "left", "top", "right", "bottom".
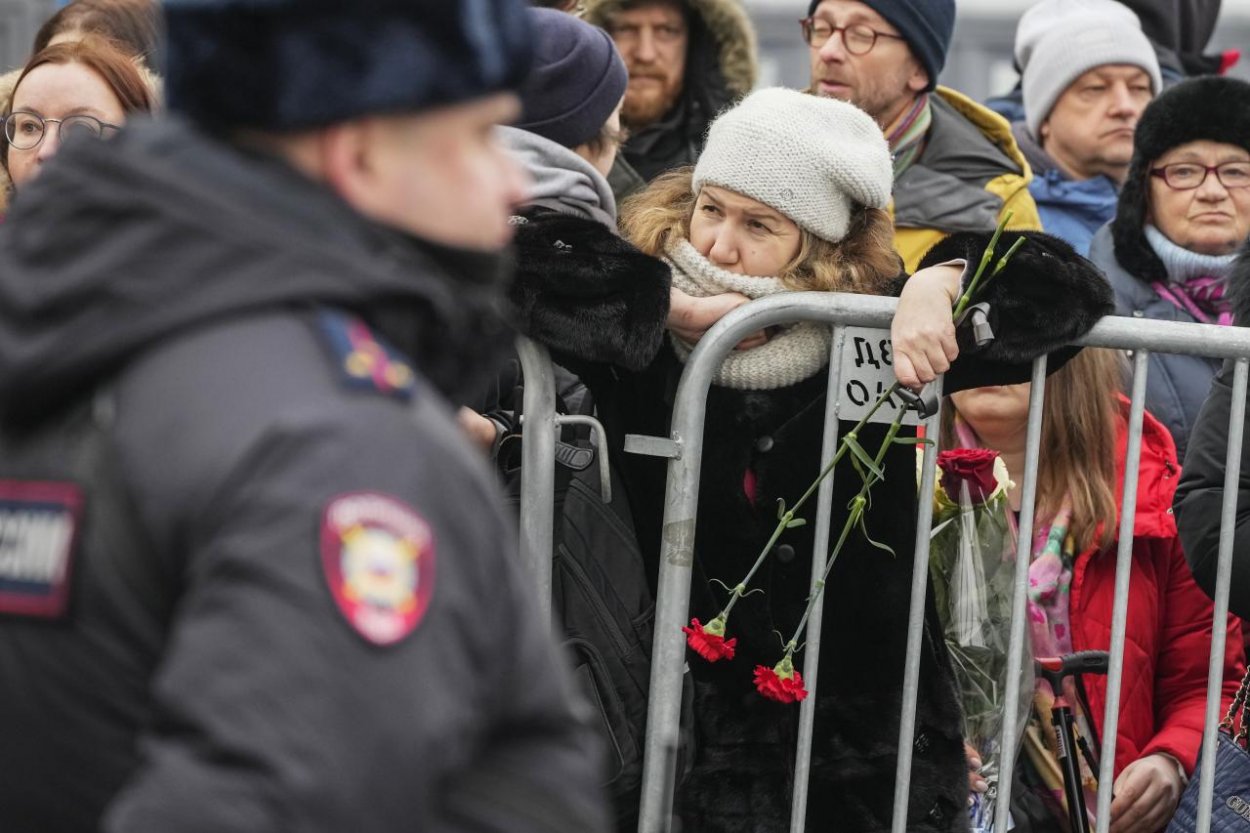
{"left": 918, "top": 230, "right": 1114, "bottom": 393}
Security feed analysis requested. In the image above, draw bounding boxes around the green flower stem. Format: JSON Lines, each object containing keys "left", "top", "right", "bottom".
{"left": 781, "top": 409, "right": 906, "bottom": 655}
{"left": 711, "top": 212, "right": 1022, "bottom": 640}
{"left": 718, "top": 382, "right": 901, "bottom": 621}
{"left": 952, "top": 210, "right": 1014, "bottom": 320}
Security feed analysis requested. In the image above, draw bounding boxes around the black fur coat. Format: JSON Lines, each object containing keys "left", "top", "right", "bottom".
{"left": 513, "top": 222, "right": 1112, "bottom": 833}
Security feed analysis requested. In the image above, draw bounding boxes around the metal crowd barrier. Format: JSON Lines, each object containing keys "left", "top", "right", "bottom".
{"left": 514, "top": 336, "right": 613, "bottom": 624}
{"left": 514, "top": 294, "right": 1250, "bottom": 833}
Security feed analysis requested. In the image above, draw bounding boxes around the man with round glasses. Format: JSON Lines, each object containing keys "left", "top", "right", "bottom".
{"left": 0, "top": 1, "right": 609, "bottom": 831}
{"left": 803, "top": 0, "right": 1042, "bottom": 271}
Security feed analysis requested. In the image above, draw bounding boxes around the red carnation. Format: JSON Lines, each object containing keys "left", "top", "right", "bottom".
{"left": 754, "top": 658, "right": 809, "bottom": 703}
{"left": 683, "top": 617, "right": 737, "bottom": 662}
{"left": 937, "top": 448, "right": 1001, "bottom": 505}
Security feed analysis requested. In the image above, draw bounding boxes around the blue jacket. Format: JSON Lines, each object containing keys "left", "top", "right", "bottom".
{"left": 1012, "top": 122, "right": 1119, "bottom": 257}
{"left": 1029, "top": 168, "right": 1119, "bottom": 257}
{"left": 1088, "top": 225, "right": 1221, "bottom": 461}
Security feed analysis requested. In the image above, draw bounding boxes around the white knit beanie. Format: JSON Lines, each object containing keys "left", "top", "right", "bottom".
{"left": 691, "top": 88, "right": 892, "bottom": 244}
{"left": 1016, "top": 0, "right": 1161, "bottom": 138}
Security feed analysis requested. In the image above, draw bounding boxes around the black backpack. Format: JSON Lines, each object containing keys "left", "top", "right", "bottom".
{"left": 494, "top": 369, "right": 690, "bottom": 829}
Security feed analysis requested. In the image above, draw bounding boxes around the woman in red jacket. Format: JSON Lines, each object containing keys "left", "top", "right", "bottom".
{"left": 943, "top": 346, "right": 1245, "bottom": 833}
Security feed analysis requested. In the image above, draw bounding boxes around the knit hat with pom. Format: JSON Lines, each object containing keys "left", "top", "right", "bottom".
{"left": 692, "top": 88, "right": 892, "bottom": 243}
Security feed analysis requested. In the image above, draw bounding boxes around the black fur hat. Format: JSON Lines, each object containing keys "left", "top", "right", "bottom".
{"left": 163, "top": 0, "right": 534, "bottom": 131}
{"left": 1111, "top": 76, "right": 1250, "bottom": 283}
{"left": 919, "top": 230, "right": 1114, "bottom": 393}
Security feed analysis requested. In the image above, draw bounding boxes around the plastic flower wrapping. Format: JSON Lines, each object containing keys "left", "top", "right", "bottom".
{"left": 928, "top": 449, "right": 1034, "bottom": 833}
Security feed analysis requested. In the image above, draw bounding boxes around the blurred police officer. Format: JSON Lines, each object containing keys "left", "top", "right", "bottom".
{"left": 0, "top": 2, "right": 608, "bottom": 832}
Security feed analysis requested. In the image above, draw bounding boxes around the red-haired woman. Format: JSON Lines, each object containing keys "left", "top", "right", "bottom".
{"left": 3, "top": 37, "right": 156, "bottom": 196}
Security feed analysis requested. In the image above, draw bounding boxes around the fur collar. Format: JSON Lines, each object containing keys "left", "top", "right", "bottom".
{"left": 508, "top": 209, "right": 671, "bottom": 370}
{"left": 918, "top": 230, "right": 1114, "bottom": 393}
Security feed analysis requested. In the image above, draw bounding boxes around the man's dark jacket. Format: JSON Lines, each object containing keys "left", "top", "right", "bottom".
{"left": 0, "top": 118, "right": 608, "bottom": 833}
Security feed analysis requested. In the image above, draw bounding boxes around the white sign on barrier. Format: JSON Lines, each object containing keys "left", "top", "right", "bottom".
{"left": 836, "top": 327, "right": 920, "bottom": 426}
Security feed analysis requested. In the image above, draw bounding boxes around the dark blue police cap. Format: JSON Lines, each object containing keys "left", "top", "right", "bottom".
{"left": 163, "top": 0, "right": 535, "bottom": 131}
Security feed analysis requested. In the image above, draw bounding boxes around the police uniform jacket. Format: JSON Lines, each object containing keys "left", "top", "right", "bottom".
{"left": 0, "top": 118, "right": 608, "bottom": 833}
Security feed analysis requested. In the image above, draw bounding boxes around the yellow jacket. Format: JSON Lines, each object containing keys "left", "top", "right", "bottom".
{"left": 891, "top": 87, "right": 1042, "bottom": 272}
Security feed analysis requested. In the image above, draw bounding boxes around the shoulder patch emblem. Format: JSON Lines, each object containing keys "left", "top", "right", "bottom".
{"left": 315, "top": 308, "right": 416, "bottom": 400}
{"left": 0, "top": 480, "right": 83, "bottom": 619}
{"left": 321, "top": 492, "right": 435, "bottom": 646}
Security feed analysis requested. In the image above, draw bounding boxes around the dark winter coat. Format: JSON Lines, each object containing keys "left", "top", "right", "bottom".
{"left": 582, "top": 0, "right": 757, "bottom": 186}
{"left": 1119, "top": 0, "right": 1224, "bottom": 76}
{"left": 1176, "top": 246, "right": 1250, "bottom": 620}
{"left": 516, "top": 227, "right": 1113, "bottom": 833}
{"left": 1089, "top": 224, "right": 1221, "bottom": 461}
{"left": 0, "top": 118, "right": 608, "bottom": 833}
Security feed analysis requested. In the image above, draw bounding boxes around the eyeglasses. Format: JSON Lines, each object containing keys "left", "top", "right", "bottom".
{"left": 799, "top": 17, "right": 904, "bottom": 54}
{"left": 1150, "top": 162, "right": 1250, "bottom": 191}
{"left": 3, "top": 111, "right": 121, "bottom": 151}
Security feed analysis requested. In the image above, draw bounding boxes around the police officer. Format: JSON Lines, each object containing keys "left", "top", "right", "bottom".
{"left": 0, "top": 2, "right": 608, "bottom": 831}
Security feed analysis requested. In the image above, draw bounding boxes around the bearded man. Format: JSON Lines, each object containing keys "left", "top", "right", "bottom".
{"left": 584, "top": 0, "right": 756, "bottom": 197}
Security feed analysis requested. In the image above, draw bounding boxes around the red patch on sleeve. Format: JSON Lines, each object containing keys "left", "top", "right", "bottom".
{"left": 321, "top": 492, "right": 436, "bottom": 646}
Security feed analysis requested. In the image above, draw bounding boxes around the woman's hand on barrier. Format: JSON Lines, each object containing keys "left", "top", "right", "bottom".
{"left": 457, "top": 408, "right": 500, "bottom": 452}
{"left": 667, "top": 288, "right": 768, "bottom": 351}
{"left": 965, "top": 741, "right": 988, "bottom": 799}
{"left": 1108, "top": 753, "right": 1185, "bottom": 833}
{"left": 891, "top": 263, "right": 962, "bottom": 390}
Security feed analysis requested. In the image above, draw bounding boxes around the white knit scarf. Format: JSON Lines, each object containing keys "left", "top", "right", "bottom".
{"left": 664, "top": 239, "right": 832, "bottom": 390}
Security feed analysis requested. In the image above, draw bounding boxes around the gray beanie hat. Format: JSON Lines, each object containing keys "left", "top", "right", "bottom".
{"left": 1017, "top": 0, "right": 1161, "bottom": 138}
{"left": 692, "top": 88, "right": 892, "bottom": 244}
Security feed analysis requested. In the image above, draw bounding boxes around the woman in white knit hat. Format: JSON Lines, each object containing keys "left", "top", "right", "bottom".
{"left": 514, "top": 87, "right": 1112, "bottom": 832}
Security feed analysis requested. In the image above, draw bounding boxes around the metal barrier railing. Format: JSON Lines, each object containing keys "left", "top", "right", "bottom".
{"left": 513, "top": 293, "right": 1250, "bottom": 833}
{"left": 515, "top": 336, "right": 614, "bottom": 624}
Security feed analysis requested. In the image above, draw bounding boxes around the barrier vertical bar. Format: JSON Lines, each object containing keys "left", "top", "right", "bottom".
{"left": 993, "top": 354, "right": 1049, "bottom": 827}
{"left": 1094, "top": 349, "right": 1151, "bottom": 833}
{"left": 890, "top": 379, "right": 945, "bottom": 833}
{"left": 516, "top": 336, "right": 557, "bottom": 620}
{"left": 790, "top": 329, "right": 849, "bottom": 833}
{"left": 1195, "top": 359, "right": 1250, "bottom": 833}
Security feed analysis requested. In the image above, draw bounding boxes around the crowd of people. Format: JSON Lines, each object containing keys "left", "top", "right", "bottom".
{"left": 1, "top": 1, "right": 1249, "bottom": 832}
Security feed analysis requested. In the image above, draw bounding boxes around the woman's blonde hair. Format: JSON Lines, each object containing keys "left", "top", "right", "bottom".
{"left": 619, "top": 167, "right": 901, "bottom": 295}
{"left": 942, "top": 347, "right": 1125, "bottom": 552}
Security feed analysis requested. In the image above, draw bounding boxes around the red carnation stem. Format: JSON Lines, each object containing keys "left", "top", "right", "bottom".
{"left": 779, "top": 409, "right": 907, "bottom": 665}
{"left": 716, "top": 385, "right": 901, "bottom": 624}
{"left": 774, "top": 214, "right": 1025, "bottom": 691}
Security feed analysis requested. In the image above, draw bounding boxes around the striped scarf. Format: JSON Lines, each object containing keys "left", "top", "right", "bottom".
{"left": 887, "top": 94, "right": 932, "bottom": 179}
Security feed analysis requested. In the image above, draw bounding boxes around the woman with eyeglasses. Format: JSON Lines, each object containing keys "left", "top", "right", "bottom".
{"left": 1088, "top": 77, "right": 1250, "bottom": 460}
{"left": 2, "top": 37, "right": 155, "bottom": 197}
